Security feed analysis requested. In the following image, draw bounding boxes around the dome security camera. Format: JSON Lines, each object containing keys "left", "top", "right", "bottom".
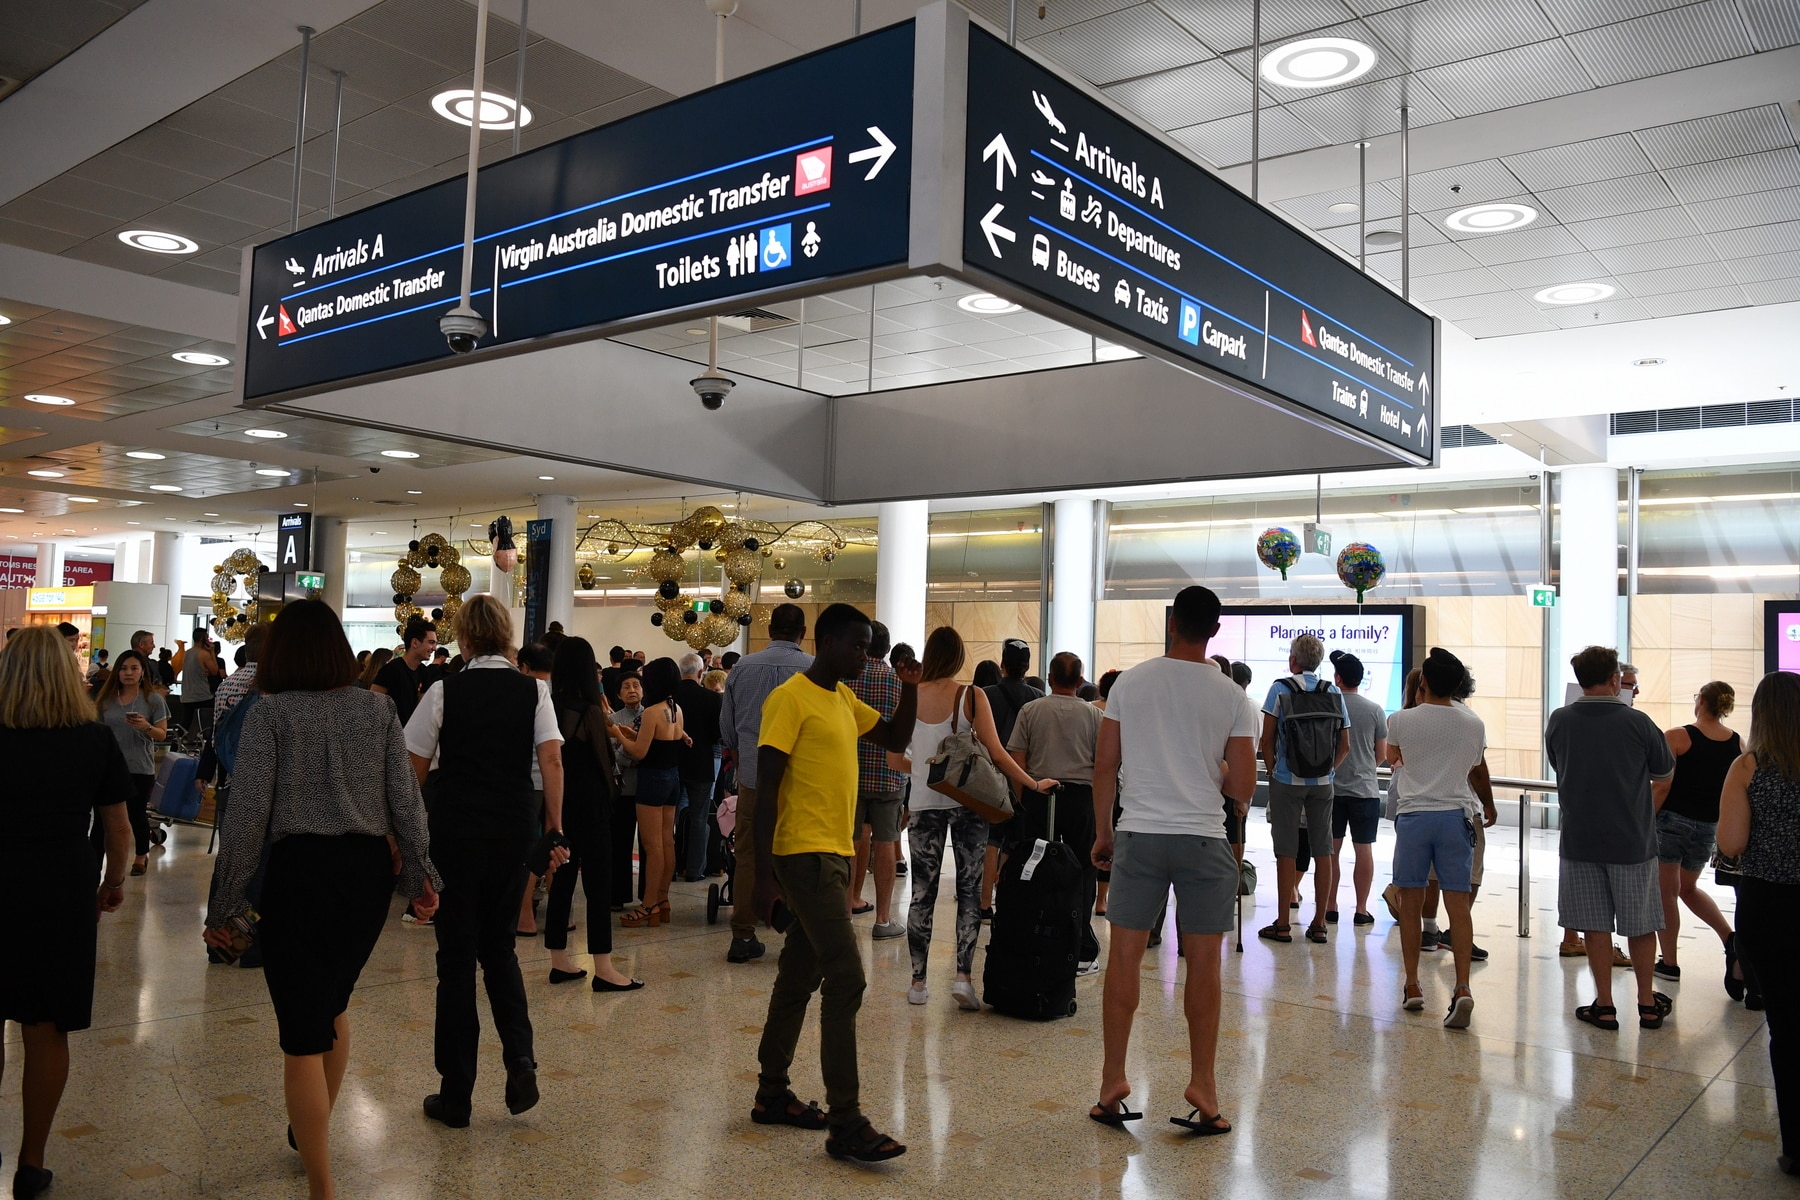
{"left": 368, "top": 466, "right": 381, "bottom": 474}
{"left": 439, "top": 303, "right": 488, "bottom": 355}
{"left": 691, "top": 369, "right": 736, "bottom": 411}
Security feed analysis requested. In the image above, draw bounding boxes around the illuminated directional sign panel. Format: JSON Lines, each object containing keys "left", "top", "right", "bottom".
{"left": 244, "top": 24, "right": 914, "bottom": 400}
{"left": 961, "top": 28, "right": 1436, "bottom": 457}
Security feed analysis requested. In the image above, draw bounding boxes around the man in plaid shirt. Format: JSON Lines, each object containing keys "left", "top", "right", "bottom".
{"left": 849, "top": 620, "right": 907, "bottom": 939}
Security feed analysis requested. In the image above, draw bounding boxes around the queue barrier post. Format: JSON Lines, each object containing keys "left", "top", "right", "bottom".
{"left": 1517, "top": 791, "right": 1532, "bottom": 938}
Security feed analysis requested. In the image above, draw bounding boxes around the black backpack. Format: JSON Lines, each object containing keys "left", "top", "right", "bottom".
{"left": 1275, "top": 677, "right": 1342, "bottom": 779}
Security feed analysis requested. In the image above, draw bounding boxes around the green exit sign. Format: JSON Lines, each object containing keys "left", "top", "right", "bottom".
{"left": 1530, "top": 585, "right": 1557, "bottom": 608}
{"left": 1304, "top": 523, "right": 1332, "bottom": 557}
{"left": 297, "top": 572, "right": 325, "bottom": 591}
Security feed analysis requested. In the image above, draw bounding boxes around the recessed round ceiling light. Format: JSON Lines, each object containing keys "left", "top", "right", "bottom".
{"left": 406, "top": 489, "right": 423, "bottom": 495}
{"left": 126, "top": 520, "right": 140, "bottom": 524}
{"left": 293, "top": 501, "right": 308, "bottom": 507}
{"left": 685, "top": 328, "right": 708, "bottom": 336}
{"left": 0, "top": 314, "right": 11, "bottom": 326}
{"left": 431, "top": 89, "right": 532, "bottom": 130}
{"left": 1327, "top": 201, "right": 1360, "bottom": 214}
{"left": 1445, "top": 203, "right": 1538, "bottom": 234}
{"left": 149, "top": 484, "right": 183, "bottom": 492}
{"left": 0, "top": 507, "right": 23, "bottom": 514}
{"left": 255, "top": 468, "right": 292, "bottom": 477}
{"left": 380, "top": 449, "right": 420, "bottom": 459}
{"left": 1534, "top": 281, "right": 1616, "bottom": 305}
{"left": 24, "top": 394, "right": 76, "bottom": 406}
{"left": 118, "top": 229, "right": 198, "bottom": 254}
{"left": 1364, "top": 230, "right": 1402, "bottom": 248}
{"left": 203, "top": 512, "right": 219, "bottom": 517}
{"left": 67, "top": 497, "right": 99, "bottom": 503}
{"left": 1632, "top": 357, "right": 1665, "bottom": 367}
{"left": 26, "top": 469, "right": 64, "bottom": 478}
{"left": 538, "top": 475, "right": 555, "bottom": 481}
{"left": 957, "top": 293, "right": 1022, "bottom": 315}
{"left": 172, "top": 350, "right": 230, "bottom": 366}
{"left": 244, "top": 429, "right": 288, "bottom": 439}
{"left": 126, "top": 450, "right": 166, "bottom": 460}
{"left": 1259, "top": 37, "right": 1378, "bottom": 89}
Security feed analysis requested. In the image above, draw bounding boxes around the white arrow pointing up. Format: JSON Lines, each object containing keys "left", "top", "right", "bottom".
{"left": 847, "top": 126, "right": 897, "bottom": 180}
{"left": 979, "top": 203, "right": 1015, "bottom": 258}
{"left": 982, "top": 132, "right": 1016, "bottom": 192}
{"left": 256, "top": 304, "right": 275, "bottom": 341}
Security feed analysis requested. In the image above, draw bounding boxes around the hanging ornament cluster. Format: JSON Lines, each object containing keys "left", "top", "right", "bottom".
{"left": 209, "top": 548, "right": 268, "bottom": 643}
{"left": 392, "top": 532, "right": 471, "bottom": 644}
{"left": 488, "top": 515, "right": 519, "bottom": 573}
{"left": 1256, "top": 527, "right": 1301, "bottom": 580}
{"left": 1336, "top": 541, "right": 1386, "bottom": 601}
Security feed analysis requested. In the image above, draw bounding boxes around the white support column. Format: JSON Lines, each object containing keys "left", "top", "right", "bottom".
{"left": 110, "top": 541, "right": 136, "bottom": 583}
{"left": 135, "top": 540, "right": 154, "bottom": 584}
{"left": 1556, "top": 465, "right": 1620, "bottom": 689}
{"left": 875, "top": 500, "right": 928, "bottom": 653}
{"left": 538, "top": 494, "right": 577, "bottom": 634}
{"left": 151, "top": 531, "right": 185, "bottom": 649}
{"left": 1049, "top": 496, "right": 1096, "bottom": 673}
{"left": 33, "top": 541, "right": 63, "bottom": 588}
{"left": 314, "top": 517, "right": 348, "bottom": 613}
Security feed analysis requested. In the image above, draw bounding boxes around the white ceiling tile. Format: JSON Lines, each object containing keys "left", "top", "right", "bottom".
{"left": 1451, "top": 312, "right": 1560, "bottom": 337}
{"left": 1502, "top": 134, "right": 1656, "bottom": 191}
{"left": 1407, "top": 267, "right": 1507, "bottom": 300}
{"left": 1565, "top": 205, "right": 1700, "bottom": 249}
{"left": 1726, "top": 250, "right": 1800, "bottom": 285}
{"left": 1023, "top": 4, "right": 1211, "bottom": 86}
{"left": 1634, "top": 104, "right": 1794, "bottom": 169}
{"left": 1537, "top": 0, "right": 1691, "bottom": 34}
{"left": 1535, "top": 172, "right": 1679, "bottom": 223}
{"left": 1429, "top": 290, "right": 1547, "bottom": 320}
{"left": 1154, "top": 0, "right": 1356, "bottom": 53}
{"left": 971, "top": 0, "right": 1140, "bottom": 36}
{"left": 1280, "top": 76, "right": 1454, "bottom": 144}
{"left": 1169, "top": 105, "right": 1329, "bottom": 166}
{"left": 1543, "top": 297, "right": 1652, "bottom": 327}
{"left": 1488, "top": 251, "right": 1612, "bottom": 289}
{"left": 1365, "top": 240, "right": 1482, "bottom": 275}
{"left": 1362, "top": 0, "right": 1559, "bottom": 70}
{"left": 1637, "top": 284, "right": 1751, "bottom": 317}
{"left": 1615, "top": 260, "right": 1739, "bottom": 295}
{"left": 1276, "top": 185, "right": 1403, "bottom": 230}
{"left": 1709, "top": 220, "right": 1800, "bottom": 258}
{"left": 1381, "top": 159, "right": 1528, "bottom": 207}
{"left": 1591, "top": 234, "right": 1721, "bottom": 273}
{"left": 1662, "top": 148, "right": 1800, "bottom": 204}
{"left": 1413, "top": 39, "right": 1594, "bottom": 119}
{"left": 1743, "top": 278, "right": 1800, "bottom": 304}
{"left": 1738, "top": 0, "right": 1800, "bottom": 49}
{"left": 1459, "top": 223, "right": 1590, "bottom": 264}
{"left": 1686, "top": 188, "right": 1800, "bottom": 232}
{"left": 1566, "top": 0, "right": 1755, "bottom": 87}
{"left": 1102, "top": 58, "right": 1251, "bottom": 130}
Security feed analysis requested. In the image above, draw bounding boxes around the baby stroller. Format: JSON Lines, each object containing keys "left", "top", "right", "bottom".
{"left": 705, "top": 792, "right": 738, "bottom": 925}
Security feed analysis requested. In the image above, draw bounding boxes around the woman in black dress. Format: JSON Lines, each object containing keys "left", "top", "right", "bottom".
{"left": 544, "top": 637, "right": 643, "bottom": 992}
{"left": 204, "top": 601, "right": 439, "bottom": 1200}
{"left": 0, "top": 626, "right": 134, "bottom": 1200}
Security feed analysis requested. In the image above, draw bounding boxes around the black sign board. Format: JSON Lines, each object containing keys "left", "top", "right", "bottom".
{"left": 523, "top": 519, "right": 551, "bottom": 645}
{"left": 275, "top": 512, "right": 312, "bottom": 572}
{"left": 244, "top": 25, "right": 915, "bottom": 400}
{"left": 962, "top": 28, "right": 1436, "bottom": 458}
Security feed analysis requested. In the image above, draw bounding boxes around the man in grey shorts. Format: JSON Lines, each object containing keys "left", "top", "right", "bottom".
{"left": 1089, "top": 586, "right": 1257, "bottom": 1134}
{"left": 1546, "top": 645, "right": 1677, "bottom": 1031}
{"left": 1259, "top": 634, "right": 1349, "bottom": 944}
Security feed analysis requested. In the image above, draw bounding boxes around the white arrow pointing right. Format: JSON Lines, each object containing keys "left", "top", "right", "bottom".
{"left": 979, "top": 203, "right": 1015, "bottom": 258}
{"left": 256, "top": 304, "right": 275, "bottom": 341}
{"left": 847, "top": 126, "right": 897, "bottom": 180}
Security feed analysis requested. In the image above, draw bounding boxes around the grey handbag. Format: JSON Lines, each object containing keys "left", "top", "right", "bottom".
{"left": 927, "top": 686, "right": 1015, "bottom": 823}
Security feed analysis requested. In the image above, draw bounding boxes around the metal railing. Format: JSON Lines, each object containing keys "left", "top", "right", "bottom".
{"left": 1492, "top": 776, "right": 1560, "bottom": 939}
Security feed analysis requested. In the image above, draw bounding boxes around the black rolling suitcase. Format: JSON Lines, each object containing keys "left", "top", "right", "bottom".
{"left": 982, "top": 787, "right": 1083, "bottom": 1020}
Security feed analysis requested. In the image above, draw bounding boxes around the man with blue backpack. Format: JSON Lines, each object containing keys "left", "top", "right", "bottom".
{"left": 1258, "top": 633, "right": 1349, "bottom": 946}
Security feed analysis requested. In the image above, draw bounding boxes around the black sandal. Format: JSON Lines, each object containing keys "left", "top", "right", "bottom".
{"left": 1305, "top": 924, "right": 1328, "bottom": 944}
{"left": 824, "top": 1118, "right": 906, "bottom": 1161}
{"left": 1170, "top": 1109, "right": 1232, "bottom": 1135}
{"left": 1258, "top": 923, "right": 1293, "bottom": 943}
{"left": 1638, "top": 991, "right": 1673, "bottom": 1029}
{"left": 751, "top": 1090, "right": 828, "bottom": 1129}
{"left": 1575, "top": 1002, "right": 1619, "bottom": 1031}
{"left": 1088, "top": 1098, "right": 1143, "bottom": 1127}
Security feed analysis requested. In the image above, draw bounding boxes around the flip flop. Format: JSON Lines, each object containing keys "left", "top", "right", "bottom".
{"left": 850, "top": 902, "right": 874, "bottom": 916}
{"left": 1170, "top": 1109, "right": 1231, "bottom": 1135}
{"left": 1088, "top": 1100, "right": 1143, "bottom": 1127}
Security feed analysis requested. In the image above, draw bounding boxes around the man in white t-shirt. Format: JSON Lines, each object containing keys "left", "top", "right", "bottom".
{"left": 1385, "top": 648, "right": 1496, "bottom": 1031}
{"left": 1089, "top": 586, "right": 1257, "bottom": 1135}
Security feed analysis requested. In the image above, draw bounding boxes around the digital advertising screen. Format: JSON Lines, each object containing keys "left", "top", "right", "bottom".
{"left": 1767, "top": 601, "right": 1800, "bottom": 675}
{"left": 1189, "top": 605, "right": 1423, "bottom": 713}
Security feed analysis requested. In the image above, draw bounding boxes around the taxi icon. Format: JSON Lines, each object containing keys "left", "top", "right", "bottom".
{"left": 1031, "top": 233, "right": 1050, "bottom": 269}
{"left": 1113, "top": 279, "right": 1132, "bottom": 306}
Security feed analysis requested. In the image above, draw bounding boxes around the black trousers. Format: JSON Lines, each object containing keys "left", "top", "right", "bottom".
{"left": 431, "top": 832, "right": 535, "bottom": 1105}
{"left": 610, "top": 795, "right": 638, "bottom": 906}
{"left": 545, "top": 799, "right": 611, "bottom": 957}
{"left": 1739, "top": 876, "right": 1798, "bottom": 1159}
{"left": 1014, "top": 783, "right": 1101, "bottom": 963}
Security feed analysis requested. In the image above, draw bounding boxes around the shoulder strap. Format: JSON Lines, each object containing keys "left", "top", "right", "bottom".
{"left": 950, "top": 685, "right": 969, "bottom": 733}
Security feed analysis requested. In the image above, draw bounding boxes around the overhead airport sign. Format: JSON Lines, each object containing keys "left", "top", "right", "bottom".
{"left": 960, "top": 27, "right": 1436, "bottom": 458}
{"left": 244, "top": 24, "right": 914, "bottom": 400}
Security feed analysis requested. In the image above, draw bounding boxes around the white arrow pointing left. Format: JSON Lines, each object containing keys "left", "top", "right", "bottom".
{"left": 847, "top": 126, "right": 897, "bottom": 180}
{"left": 257, "top": 304, "right": 275, "bottom": 340}
{"left": 979, "top": 203, "right": 1015, "bottom": 258}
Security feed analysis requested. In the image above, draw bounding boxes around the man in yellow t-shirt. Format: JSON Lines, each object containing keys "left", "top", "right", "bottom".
{"left": 751, "top": 603, "right": 918, "bottom": 1162}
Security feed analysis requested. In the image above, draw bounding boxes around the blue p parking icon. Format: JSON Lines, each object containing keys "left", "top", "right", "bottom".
{"left": 1178, "top": 298, "right": 1201, "bottom": 346}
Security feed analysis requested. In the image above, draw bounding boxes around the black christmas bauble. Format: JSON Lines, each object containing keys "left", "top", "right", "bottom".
{"left": 743, "top": 537, "right": 759, "bottom": 551}
{"left": 658, "top": 580, "right": 680, "bottom": 600}
{"left": 709, "top": 599, "right": 725, "bottom": 614}
{"left": 408, "top": 540, "right": 420, "bottom": 552}
{"left": 431, "top": 608, "right": 443, "bottom": 621}
{"left": 738, "top": 615, "right": 753, "bottom": 627}
{"left": 682, "top": 609, "right": 699, "bottom": 625}
{"left": 392, "top": 593, "right": 404, "bottom": 605}
{"left": 651, "top": 612, "right": 664, "bottom": 627}
{"left": 698, "top": 538, "right": 714, "bottom": 551}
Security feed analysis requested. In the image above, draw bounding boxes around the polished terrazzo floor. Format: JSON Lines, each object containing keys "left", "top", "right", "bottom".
{"left": 2, "top": 818, "right": 1787, "bottom": 1200}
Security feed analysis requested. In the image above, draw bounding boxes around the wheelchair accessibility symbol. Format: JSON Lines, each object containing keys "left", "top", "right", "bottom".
{"left": 760, "top": 224, "right": 792, "bottom": 271}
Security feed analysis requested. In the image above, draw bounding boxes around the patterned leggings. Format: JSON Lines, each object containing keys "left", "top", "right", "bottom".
{"left": 907, "top": 806, "right": 989, "bottom": 979}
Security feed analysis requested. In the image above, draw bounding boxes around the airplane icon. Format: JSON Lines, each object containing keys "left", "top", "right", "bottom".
{"left": 1032, "top": 90, "right": 1066, "bottom": 135}
{"left": 284, "top": 257, "right": 305, "bottom": 276}
{"left": 1031, "top": 169, "right": 1056, "bottom": 187}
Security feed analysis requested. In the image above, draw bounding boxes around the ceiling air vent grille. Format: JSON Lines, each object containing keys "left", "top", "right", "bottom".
{"left": 719, "top": 308, "right": 795, "bottom": 332}
{"left": 1611, "top": 399, "right": 1795, "bottom": 435}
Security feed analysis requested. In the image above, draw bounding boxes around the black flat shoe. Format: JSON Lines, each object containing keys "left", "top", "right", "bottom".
{"left": 505, "top": 1059, "right": 539, "bottom": 1116}
{"left": 1325, "top": 910, "right": 1339, "bottom": 924}
{"left": 548, "top": 968, "right": 588, "bottom": 985}
{"left": 422, "top": 1093, "right": 471, "bottom": 1128}
{"left": 287, "top": 1124, "right": 296, "bottom": 1150}
{"left": 592, "top": 976, "right": 645, "bottom": 993}
{"left": 1353, "top": 912, "right": 1375, "bottom": 925}
{"left": 1724, "top": 932, "right": 1745, "bottom": 1001}
{"left": 13, "top": 1164, "right": 53, "bottom": 1200}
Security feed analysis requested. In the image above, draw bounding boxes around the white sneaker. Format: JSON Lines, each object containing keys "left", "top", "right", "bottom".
{"left": 907, "top": 982, "right": 929, "bottom": 1005}
{"left": 1076, "top": 960, "right": 1101, "bottom": 977}
{"left": 951, "top": 980, "right": 981, "bottom": 1011}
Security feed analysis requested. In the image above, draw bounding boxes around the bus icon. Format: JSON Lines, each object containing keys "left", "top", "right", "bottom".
{"left": 1031, "top": 234, "right": 1050, "bottom": 269}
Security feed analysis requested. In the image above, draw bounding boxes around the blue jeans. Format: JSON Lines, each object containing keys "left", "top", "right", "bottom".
{"left": 678, "top": 767, "right": 716, "bottom": 881}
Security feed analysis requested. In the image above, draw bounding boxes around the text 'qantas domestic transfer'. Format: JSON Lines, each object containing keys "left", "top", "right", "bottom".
{"left": 243, "top": 24, "right": 914, "bottom": 400}
{"left": 960, "top": 28, "right": 1437, "bottom": 458}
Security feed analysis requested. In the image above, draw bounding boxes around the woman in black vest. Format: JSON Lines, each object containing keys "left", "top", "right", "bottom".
{"left": 403, "top": 594, "right": 566, "bottom": 1128}
{"left": 1654, "top": 680, "right": 1741, "bottom": 984}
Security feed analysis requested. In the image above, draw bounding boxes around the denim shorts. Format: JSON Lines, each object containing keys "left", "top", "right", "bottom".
{"left": 635, "top": 767, "right": 682, "bottom": 808}
{"left": 1393, "top": 809, "right": 1474, "bottom": 892}
{"left": 1332, "top": 796, "right": 1381, "bottom": 845}
{"left": 1656, "top": 809, "right": 1717, "bottom": 873}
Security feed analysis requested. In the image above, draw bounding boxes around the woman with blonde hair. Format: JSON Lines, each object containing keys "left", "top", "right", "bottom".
{"left": 1717, "top": 671, "right": 1800, "bottom": 1177}
{"left": 1, "top": 627, "right": 134, "bottom": 1200}
{"left": 1653, "top": 680, "right": 1740, "bottom": 984}
{"left": 890, "top": 626, "right": 1055, "bottom": 1009}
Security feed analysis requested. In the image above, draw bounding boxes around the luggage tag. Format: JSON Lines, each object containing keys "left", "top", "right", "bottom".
{"left": 1019, "top": 839, "right": 1050, "bottom": 881}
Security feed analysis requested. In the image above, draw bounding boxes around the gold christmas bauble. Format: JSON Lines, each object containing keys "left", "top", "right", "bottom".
{"left": 724, "top": 548, "right": 760, "bottom": 586}
{"left": 391, "top": 565, "right": 422, "bottom": 596}
{"left": 663, "top": 619, "right": 688, "bottom": 642}
{"left": 577, "top": 563, "right": 596, "bottom": 589}
{"left": 684, "top": 622, "right": 713, "bottom": 651}
{"left": 440, "top": 563, "right": 472, "bottom": 595}
{"left": 722, "top": 589, "right": 751, "bottom": 620}
{"left": 647, "top": 548, "right": 685, "bottom": 583}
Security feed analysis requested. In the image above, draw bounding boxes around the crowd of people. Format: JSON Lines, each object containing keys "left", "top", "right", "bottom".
{"left": 2, "top": 587, "right": 1796, "bottom": 1198}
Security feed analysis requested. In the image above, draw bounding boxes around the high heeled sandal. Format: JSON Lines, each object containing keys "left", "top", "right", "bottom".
{"left": 620, "top": 901, "right": 668, "bottom": 928}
